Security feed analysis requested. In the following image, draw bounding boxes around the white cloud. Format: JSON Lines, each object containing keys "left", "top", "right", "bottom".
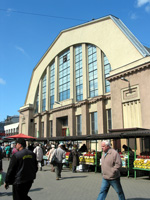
{"left": 136, "top": 0, "right": 150, "bottom": 12}
{"left": 130, "top": 13, "right": 138, "bottom": 19}
{"left": 137, "top": 0, "right": 150, "bottom": 7}
{"left": 0, "top": 78, "right": 6, "bottom": 85}
{"left": 6, "top": 8, "right": 13, "bottom": 16}
{"left": 15, "top": 45, "right": 29, "bottom": 58}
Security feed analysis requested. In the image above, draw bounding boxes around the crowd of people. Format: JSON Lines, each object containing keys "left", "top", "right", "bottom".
{"left": 0, "top": 139, "right": 126, "bottom": 200}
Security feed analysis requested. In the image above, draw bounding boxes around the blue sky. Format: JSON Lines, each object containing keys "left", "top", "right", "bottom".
{"left": 0, "top": 0, "right": 150, "bottom": 122}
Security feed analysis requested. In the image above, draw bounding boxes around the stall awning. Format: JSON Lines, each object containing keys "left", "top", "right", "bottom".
{"left": 36, "top": 129, "right": 150, "bottom": 142}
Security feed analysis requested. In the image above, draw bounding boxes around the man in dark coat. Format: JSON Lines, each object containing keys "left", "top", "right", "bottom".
{"left": 4, "top": 138, "right": 38, "bottom": 200}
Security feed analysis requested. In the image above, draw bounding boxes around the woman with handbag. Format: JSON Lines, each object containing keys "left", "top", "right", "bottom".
{"left": 48, "top": 144, "right": 55, "bottom": 172}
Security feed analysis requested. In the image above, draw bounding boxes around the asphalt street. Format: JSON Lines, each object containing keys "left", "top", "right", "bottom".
{"left": 0, "top": 159, "right": 150, "bottom": 200}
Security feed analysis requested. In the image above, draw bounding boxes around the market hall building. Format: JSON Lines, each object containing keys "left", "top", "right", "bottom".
{"left": 19, "top": 15, "right": 150, "bottom": 154}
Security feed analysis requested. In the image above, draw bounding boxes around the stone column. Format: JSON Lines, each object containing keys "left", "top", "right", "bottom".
{"left": 81, "top": 102, "right": 90, "bottom": 135}
{"left": 97, "top": 48, "right": 103, "bottom": 95}
{"left": 97, "top": 99, "right": 105, "bottom": 134}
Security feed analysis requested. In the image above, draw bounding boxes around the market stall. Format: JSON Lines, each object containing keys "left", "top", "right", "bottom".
{"left": 36, "top": 129, "right": 150, "bottom": 177}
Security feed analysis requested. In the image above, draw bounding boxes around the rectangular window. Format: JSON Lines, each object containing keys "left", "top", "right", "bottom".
{"left": 34, "top": 123, "right": 37, "bottom": 138}
{"left": 106, "top": 109, "right": 112, "bottom": 132}
{"left": 104, "top": 54, "right": 111, "bottom": 93}
{"left": 77, "top": 115, "right": 82, "bottom": 136}
{"left": 35, "top": 89, "right": 39, "bottom": 114}
{"left": 50, "top": 63, "right": 55, "bottom": 109}
{"left": 75, "top": 45, "right": 83, "bottom": 101}
{"left": 91, "top": 112, "right": 98, "bottom": 134}
{"left": 42, "top": 74, "right": 46, "bottom": 111}
{"left": 41, "top": 122, "right": 44, "bottom": 138}
{"left": 50, "top": 120, "right": 53, "bottom": 137}
{"left": 59, "top": 50, "right": 70, "bottom": 101}
{"left": 88, "top": 45, "right": 98, "bottom": 98}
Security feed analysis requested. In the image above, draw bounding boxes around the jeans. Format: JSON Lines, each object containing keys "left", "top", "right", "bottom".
{"left": 97, "top": 177, "right": 125, "bottom": 200}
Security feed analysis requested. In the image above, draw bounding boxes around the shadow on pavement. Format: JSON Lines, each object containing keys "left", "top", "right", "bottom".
{"left": 127, "top": 198, "right": 150, "bottom": 200}
{"left": 0, "top": 192, "right": 12, "bottom": 197}
{"left": 0, "top": 188, "right": 43, "bottom": 197}
{"left": 30, "top": 188, "right": 43, "bottom": 192}
{"left": 61, "top": 176, "right": 87, "bottom": 180}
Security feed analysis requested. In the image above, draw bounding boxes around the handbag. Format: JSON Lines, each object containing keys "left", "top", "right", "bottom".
{"left": 50, "top": 150, "right": 58, "bottom": 166}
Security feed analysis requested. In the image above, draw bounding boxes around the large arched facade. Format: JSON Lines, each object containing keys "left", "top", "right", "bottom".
{"left": 19, "top": 15, "right": 150, "bottom": 153}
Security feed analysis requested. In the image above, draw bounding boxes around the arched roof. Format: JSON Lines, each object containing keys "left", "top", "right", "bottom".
{"left": 24, "top": 15, "right": 150, "bottom": 106}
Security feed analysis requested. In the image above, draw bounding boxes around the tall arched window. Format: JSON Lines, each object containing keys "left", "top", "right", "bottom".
{"left": 42, "top": 74, "right": 46, "bottom": 111}
{"left": 50, "top": 62, "right": 55, "bottom": 109}
{"left": 104, "top": 54, "right": 111, "bottom": 93}
{"left": 75, "top": 45, "right": 83, "bottom": 101}
{"left": 59, "top": 49, "right": 70, "bottom": 101}
{"left": 88, "top": 44, "right": 98, "bottom": 98}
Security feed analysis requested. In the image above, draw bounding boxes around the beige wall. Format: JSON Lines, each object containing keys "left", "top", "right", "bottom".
{"left": 19, "top": 16, "right": 150, "bottom": 155}
{"left": 110, "top": 66, "right": 150, "bottom": 129}
{"left": 25, "top": 17, "right": 144, "bottom": 105}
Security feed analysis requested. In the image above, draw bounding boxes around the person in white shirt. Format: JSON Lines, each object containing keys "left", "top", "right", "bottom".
{"left": 33, "top": 143, "right": 43, "bottom": 171}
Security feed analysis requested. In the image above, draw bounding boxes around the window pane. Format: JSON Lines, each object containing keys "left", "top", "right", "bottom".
{"left": 88, "top": 45, "right": 98, "bottom": 98}
{"left": 104, "top": 54, "right": 111, "bottom": 93}
{"left": 59, "top": 49, "right": 70, "bottom": 101}
{"left": 50, "top": 62, "right": 55, "bottom": 109}
{"left": 75, "top": 45, "right": 83, "bottom": 102}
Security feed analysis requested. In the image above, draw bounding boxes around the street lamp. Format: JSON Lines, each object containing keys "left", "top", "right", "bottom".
{"left": 120, "top": 77, "right": 129, "bottom": 82}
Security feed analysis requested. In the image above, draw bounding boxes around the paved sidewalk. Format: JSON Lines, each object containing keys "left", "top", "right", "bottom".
{"left": 0, "top": 159, "right": 150, "bottom": 200}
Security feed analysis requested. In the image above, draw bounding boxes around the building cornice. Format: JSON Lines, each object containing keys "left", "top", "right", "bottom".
{"left": 107, "top": 61, "right": 150, "bottom": 82}
{"left": 19, "top": 104, "right": 34, "bottom": 113}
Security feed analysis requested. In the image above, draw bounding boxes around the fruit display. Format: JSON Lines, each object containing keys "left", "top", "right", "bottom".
{"left": 134, "top": 158, "right": 150, "bottom": 169}
{"left": 79, "top": 153, "right": 95, "bottom": 165}
{"left": 66, "top": 151, "right": 101, "bottom": 165}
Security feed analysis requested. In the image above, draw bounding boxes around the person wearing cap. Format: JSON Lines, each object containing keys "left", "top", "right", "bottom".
{"left": 4, "top": 138, "right": 38, "bottom": 200}
{"left": 47, "top": 144, "right": 55, "bottom": 172}
{"left": 53, "top": 143, "right": 66, "bottom": 180}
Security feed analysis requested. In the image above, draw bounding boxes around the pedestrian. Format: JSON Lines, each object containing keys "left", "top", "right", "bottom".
{"left": 97, "top": 140, "right": 125, "bottom": 200}
{"left": 33, "top": 142, "right": 43, "bottom": 171}
{"left": 53, "top": 143, "right": 66, "bottom": 180}
{"left": 4, "top": 138, "right": 38, "bottom": 200}
{"left": 47, "top": 144, "right": 55, "bottom": 172}
{"left": 5, "top": 144, "right": 11, "bottom": 160}
{"left": 69, "top": 144, "right": 79, "bottom": 173}
{"left": 12, "top": 144, "right": 18, "bottom": 155}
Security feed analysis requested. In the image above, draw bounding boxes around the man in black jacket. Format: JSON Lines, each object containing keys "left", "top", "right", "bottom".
{"left": 4, "top": 138, "right": 38, "bottom": 200}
